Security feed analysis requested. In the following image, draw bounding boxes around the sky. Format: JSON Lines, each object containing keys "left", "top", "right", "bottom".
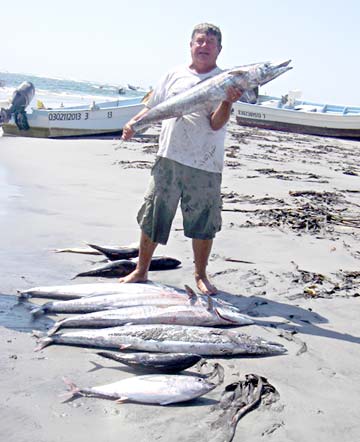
{"left": 2, "top": 0, "right": 360, "bottom": 105}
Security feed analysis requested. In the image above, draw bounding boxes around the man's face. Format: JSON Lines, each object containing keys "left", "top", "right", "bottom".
{"left": 190, "top": 32, "right": 221, "bottom": 71}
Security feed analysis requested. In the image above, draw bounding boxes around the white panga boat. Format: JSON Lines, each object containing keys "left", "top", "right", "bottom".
{"left": 233, "top": 91, "right": 360, "bottom": 139}
{"left": 0, "top": 81, "right": 145, "bottom": 138}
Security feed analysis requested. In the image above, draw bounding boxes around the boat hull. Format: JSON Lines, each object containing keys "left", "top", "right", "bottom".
{"left": 233, "top": 99, "right": 360, "bottom": 139}
{"left": 1, "top": 98, "right": 144, "bottom": 138}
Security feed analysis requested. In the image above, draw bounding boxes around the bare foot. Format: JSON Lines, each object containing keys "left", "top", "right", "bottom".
{"left": 195, "top": 275, "right": 218, "bottom": 296}
{"left": 118, "top": 270, "right": 148, "bottom": 284}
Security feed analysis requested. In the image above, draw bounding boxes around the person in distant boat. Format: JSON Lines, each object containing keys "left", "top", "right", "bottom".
{"left": 120, "top": 23, "right": 242, "bottom": 295}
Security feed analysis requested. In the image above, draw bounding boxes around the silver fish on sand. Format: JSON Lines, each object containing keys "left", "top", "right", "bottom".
{"left": 19, "top": 281, "right": 184, "bottom": 300}
{"left": 62, "top": 373, "right": 216, "bottom": 405}
{"left": 35, "top": 324, "right": 286, "bottom": 356}
{"left": 30, "top": 286, "right": 235, "bottom": 316}
{"left": 95, "top": 351, "right": 202, "bottom": 373}
{"left": 46, "top": 303, "right": 254, "bottom": 335}
{"left": 128, "top": 60, "right": 292, "bottom": 134}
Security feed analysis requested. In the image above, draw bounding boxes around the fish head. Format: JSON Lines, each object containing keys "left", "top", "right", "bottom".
{"left": 229, "top": 59, "right": 292, "bottom": 90}
{"left": 255, "top": 59, "right": 293, "bottom": 87}
{"left": 192, "top": 377, "right": 217, "bottom": 396}
{"left": 214, "top": 307, "right": 254, "bottom": 325}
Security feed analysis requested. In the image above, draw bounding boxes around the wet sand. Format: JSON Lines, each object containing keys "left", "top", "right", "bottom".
{"left": 0, "top": 120, "right": 359, "bottom": 442}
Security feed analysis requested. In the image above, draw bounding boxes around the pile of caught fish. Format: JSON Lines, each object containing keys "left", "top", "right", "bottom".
{"left": 20, "top": 240, "right": 285, "bottom": 411}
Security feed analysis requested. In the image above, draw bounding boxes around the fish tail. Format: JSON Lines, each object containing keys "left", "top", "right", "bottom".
{"left": 34, "top": 336, "right": 53, "bottom": 351}
{"left": 60, "top": 377, "right": 81, "bottom": 402}
{"left": 47, "top": 321, "right": 62, "bottom": 337}
{"left": 88, "top": 360, "right": 106, "bottom": 373}
{"left": 96, "top": 351, "right": 112, "bottom": 359}
{"left": 30, "top": 305, "right": 46, "bottom": 317}
{"left": 17, "top": 290, "right": 30, "bottom": 300}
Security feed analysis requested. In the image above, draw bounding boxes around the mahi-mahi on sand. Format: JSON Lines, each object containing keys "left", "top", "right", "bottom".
{"left": 125, "top": 60, "right": 292, "bottom": 135}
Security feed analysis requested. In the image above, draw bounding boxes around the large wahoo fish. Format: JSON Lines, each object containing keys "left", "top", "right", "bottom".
{"left": 35, "top": 324, "right": 286, "bottom": 356}
{"left": 131, "top": 60, "right": 292, "bottom": 133}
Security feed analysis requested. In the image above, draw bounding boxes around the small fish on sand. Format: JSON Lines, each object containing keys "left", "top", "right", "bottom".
{"left": 95, "top": 351, "right": 202, "bottom": 373}
{"left": 86, "top": 243, "right": 139, "bottom": 260}
{"left": 72, "top": 256, "right": 181, "bottom": 279}
{"left": 53, "top": 242, "right": 139, "bottom": 259}
{"left": 62, "top": 373, "right": 217, "bottom": 405}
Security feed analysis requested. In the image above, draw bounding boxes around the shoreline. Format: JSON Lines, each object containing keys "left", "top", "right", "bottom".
{"left": 0, "top": 120, "right": 359, "bottom": 442}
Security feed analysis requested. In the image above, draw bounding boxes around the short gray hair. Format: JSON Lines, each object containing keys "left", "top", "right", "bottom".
{"left": 191, "top": 23, "right": 222, "bottom": 47}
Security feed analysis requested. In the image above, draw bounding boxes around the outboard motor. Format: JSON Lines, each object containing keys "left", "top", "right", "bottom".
{"left": 0, "top": 81, "right": 35, "bottom": 130}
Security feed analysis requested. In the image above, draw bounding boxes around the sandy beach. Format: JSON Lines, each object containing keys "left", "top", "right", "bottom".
{"left": 0, "top": 119, "right": 359, "bottom": 442}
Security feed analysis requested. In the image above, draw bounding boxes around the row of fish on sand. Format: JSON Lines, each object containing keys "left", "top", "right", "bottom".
{"left": 17, "top": 241, "right": 285, "bottom": 438}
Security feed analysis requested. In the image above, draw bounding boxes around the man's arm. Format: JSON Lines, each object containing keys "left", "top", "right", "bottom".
{"left": 210, "top": 86, "right": 243, "bottom": 131}
{"left": 122, "top": 106, "right": 150, "bottom": 140}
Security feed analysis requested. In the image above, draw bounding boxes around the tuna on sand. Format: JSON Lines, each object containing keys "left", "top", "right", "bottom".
{"left": 62, "top": 372, "right": 217, "bottom": 405}
{"left": 35, "top": 324, "right": 286, "bottom": 356}
{"left": 95, "top": 351, "right": 202, "bottom": 374}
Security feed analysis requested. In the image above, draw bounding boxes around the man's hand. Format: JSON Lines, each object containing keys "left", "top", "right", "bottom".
{"left": 210, "top": 86, "right": 244, "bottom": 130}
{"left": 224, "top": 85, "right": 243, "bottom": 104}
{"left": 122, "top": 122, "right": 135, "bottom": 140}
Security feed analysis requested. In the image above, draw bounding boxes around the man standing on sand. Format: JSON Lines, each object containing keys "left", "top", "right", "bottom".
{"left": 120, "top": 23, "right": 243, "bottom": 295}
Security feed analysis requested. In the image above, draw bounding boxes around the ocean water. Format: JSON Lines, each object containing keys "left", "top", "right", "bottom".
{"left": 0, "top": 71, "right": 146, "bottom": 108}
{"left": 0, "top": 71, "right": 147, "bottom": 208}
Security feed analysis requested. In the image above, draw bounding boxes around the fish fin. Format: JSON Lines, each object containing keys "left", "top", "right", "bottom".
{"left": 30, "top": 305, "right": 45, "bottom": 317}
{"left": 159, "top": 399, "right": 174, "bottom": 405}
{"left": 34, "top": 337, "right": 53, "bottom": 351}
{"left": 214, "top": 307, "right": 236, "bottom": 324}
{"left": 227, "top": 67, "right": 247, "bottom": 75}
{"left": 32, "top": 329, "right": 45, "bottom": 339}
{"left": 119, "top": 344, "right": 131, "bottom": 350}
{"left": 47, "top": 321, "right": 62, "bottom": 336}
{"left": 115, "top": 396, "right": 129, "bottom": 404}
{"left": 61, "top": 377, "right": 81, "bottom": 402}
{"left": 17, "top": 290, "right": 30, "bottom": 300}
{"left": 88, "top": 360, "right": 106, "bottom": 373}
{"left": 184, "top": 285, "right": 197, "bottom": 304}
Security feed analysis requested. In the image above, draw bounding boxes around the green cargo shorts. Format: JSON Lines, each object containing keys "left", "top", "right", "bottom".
{"left": 137, "top": 157, "right": 222, "bottom": 245}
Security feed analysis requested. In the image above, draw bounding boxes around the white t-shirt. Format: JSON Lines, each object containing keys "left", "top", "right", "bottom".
{"left": 147, "top": 65, "right": 227, "bottom": 173}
